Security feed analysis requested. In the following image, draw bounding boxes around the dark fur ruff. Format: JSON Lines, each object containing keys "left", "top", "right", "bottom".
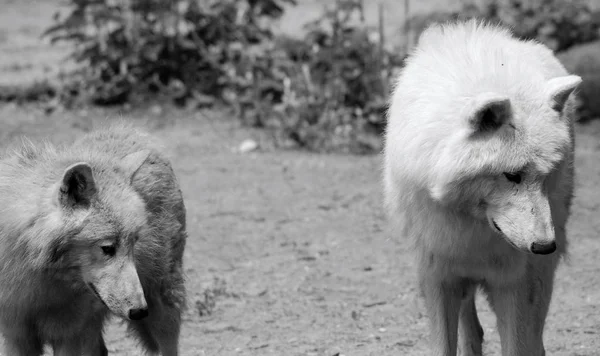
{"left": 0, "top": 123, "right": 187, "bottom": 355}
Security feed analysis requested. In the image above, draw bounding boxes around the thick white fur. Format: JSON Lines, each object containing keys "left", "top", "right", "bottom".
{"left": 383, "top": 20, "right": 581, "bottom": 356}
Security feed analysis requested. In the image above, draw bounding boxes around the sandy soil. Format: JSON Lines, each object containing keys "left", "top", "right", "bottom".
{"left": 0, "top": 1, "right": 599, "bottom": 355}
{"left": 0, "top": 104, "right": 598, "bottom": 356}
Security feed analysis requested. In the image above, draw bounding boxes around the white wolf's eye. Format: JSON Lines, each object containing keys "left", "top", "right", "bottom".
{"left": 503, "top": 172, "right": 522, "bottom": 184}
{"left": 101, "top": 245, "right": 116, "bottom": 257}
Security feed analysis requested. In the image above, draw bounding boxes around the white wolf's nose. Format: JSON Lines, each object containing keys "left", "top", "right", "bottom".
{"left": 530, "top": 241, "right": 556, "bottom": 255}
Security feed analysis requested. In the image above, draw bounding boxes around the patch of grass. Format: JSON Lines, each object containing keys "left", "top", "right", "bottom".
{"left": 195, "top": 277, "right": 239, "bottom": 317}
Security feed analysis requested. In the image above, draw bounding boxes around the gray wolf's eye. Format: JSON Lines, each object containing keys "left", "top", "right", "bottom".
{"left": 101, "top": 245, "right": 116, "bottom": 257}
{"left": 503, "top": 172, "right": 522, "bottom": 184}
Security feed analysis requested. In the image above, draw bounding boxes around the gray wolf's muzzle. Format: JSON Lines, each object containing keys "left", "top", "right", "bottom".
{"left": 129, "top": 307, "right": 149, "bottom": 320}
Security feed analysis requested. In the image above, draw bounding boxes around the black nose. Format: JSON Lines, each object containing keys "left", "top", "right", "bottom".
{"left": 530, "top": 241, "right": 556, "bottom": 255}
{"left": 129, "top": 307, "right": 149, "bottom": 320}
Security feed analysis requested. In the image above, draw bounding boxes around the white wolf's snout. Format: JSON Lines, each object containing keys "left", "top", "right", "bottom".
{"left": 91, "top": 259, "right": 149, "bottom": 321}
{"left": 487, "top": 186, "right": 556, "bottom": 255}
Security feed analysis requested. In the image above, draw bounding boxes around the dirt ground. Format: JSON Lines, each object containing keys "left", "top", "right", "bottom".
{"left": 0, "top": 1, "right": 599, "bottom": 356}
{"left": 0, "top": 102, "right": 599, "bottom": 356}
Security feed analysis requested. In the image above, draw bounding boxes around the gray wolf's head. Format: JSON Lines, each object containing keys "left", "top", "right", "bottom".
{"left": 45, "top": 150, "right": 153, "bottom": 320}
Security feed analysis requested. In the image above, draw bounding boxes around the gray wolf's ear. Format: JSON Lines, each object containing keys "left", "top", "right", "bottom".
{"left": 468, "top": 92, "right": 512, "bottom": 134}
{"left": 546, "top": 75, "right": 582, "bottom": 112}
{"left": 121, "top": 150, "right": 151, "bottom": 181}
{"left": 59, "top": 162, "right": 96, "bottom": 208}
{"left": 47, "top": 238, "right": 70, "bottom": 264}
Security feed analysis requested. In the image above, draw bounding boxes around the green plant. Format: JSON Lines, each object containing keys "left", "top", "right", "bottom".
{"left": 557, "top": 40, "right": 600, "bottom": 121}
{"left": 472, "top": 0, "right": 600, "bottom": 52}
{"left": 44, "top": 0, "right": 295, "bottom": 105}
{"left": 407, "top": 0, "right": 600, "bottom": 53}
{"left": 243, "top": 0, "right": 404, "bottom": 153}
{"left": 45, "top": 0, "right": 405, "bottom": 153}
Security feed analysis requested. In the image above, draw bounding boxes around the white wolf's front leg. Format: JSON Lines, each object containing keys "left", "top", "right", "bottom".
{"left": 419, "top": 265, "right": 464, "bottom": 356}
{"left": 458, "top": 285, "right": 483, "bottom": 356}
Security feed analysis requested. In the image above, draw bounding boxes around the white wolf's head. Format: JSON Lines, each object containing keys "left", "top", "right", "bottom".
{"left": 42, "top": 150, "right": 153, "bottom": 320}
{"left": 429, "top": 75, "right": 580, "bottom": 254}
{"left": 384, "top": 21, "right": 582, "bottom": 255}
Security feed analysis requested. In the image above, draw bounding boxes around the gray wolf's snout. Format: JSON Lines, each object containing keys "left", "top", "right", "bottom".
{"left": 530, "top": 241, "right": 556, "bottom": 255}
{"left": 129, "top": 307, "right": 149, "bottom": 320}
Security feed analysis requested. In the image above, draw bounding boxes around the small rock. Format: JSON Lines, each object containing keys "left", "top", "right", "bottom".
{"left": 239, "top": 139, "right": 259, "bottom": 153}
{"left": 379, "top": 327, "right": 387, "bottom": 333}
{"left": 298, "top": 255, "right": 317, "bottom": 261}
{"left": 150, "top": 104, "right": 163, "bottom": 116}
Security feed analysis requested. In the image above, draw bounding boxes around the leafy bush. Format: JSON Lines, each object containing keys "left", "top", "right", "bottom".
{"left": 45, "top": 0, "right": 403, "bottom": 153}
{"left": 475, "top": 0, "right": 600, "bottom": 52}
{"left": 240, "top": 0, "right": 403, "bottom": 153}
{"left": 557, "top": 40, "right": 600, "bottom": 121}
{"left": 44, "top": 0, "right": 295, "bottom": 106}
{"left": 407, "top": 0, "right": 600, "bottom": 53}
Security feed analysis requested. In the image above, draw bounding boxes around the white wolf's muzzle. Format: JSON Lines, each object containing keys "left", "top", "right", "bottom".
{"left": 487, "top": 186, "right": 556, "bottom": 255}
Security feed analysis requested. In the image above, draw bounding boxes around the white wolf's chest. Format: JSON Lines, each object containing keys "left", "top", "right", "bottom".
{"left": 403, "top": 207, "right": 531, "bottom": 285}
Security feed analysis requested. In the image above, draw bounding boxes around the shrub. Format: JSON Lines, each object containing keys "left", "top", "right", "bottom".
{"left": 247, "top": 0, "right": 404, "bottom": 153}
{"left": 557, "top": 40, "right": 600, "bottom": 121}
{"left": 407, "top": 0, "right": 600, "bottom": 53}
{"left": 45, "top": 0, "right": 403, "bottom": 154}
{"left": 44, "top": 0, "right": 295, "bottom": 106}
{"left": 476, "top": 0, "right": 600, "bottom": 52}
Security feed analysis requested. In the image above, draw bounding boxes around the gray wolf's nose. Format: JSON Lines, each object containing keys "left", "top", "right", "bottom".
{"left": 129, "top": 307, "right": 149, "bottom": 320}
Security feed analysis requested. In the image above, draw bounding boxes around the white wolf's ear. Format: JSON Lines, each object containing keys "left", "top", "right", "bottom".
{"left": 545, "top": 75, "right": 582, "bottom": 112}
{"left": 121, "top": 150, "right": 151, "bottom": 181}
{"left": 59, "top": 162, "right": 96, "bottom": 208}
{"left": 468, "top": 92, "right": 512, "bottom": 134}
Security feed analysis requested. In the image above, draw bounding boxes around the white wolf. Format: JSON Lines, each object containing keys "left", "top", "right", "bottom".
{"left": 383, "top": 20, "right": 581, "bottom": 356}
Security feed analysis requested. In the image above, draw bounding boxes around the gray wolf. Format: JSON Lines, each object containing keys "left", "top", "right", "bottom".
{"left": 383, "top": 20, "right": 581, "bottom": 356}
{"left": 0, "top": 123, "right": 187, "bottom": 355}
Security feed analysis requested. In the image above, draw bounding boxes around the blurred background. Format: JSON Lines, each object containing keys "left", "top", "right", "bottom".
{"left": 0, "top": 1, "right": 599, "bottom": 355}
{"left": 2, "top": 0, "right": 600, "bottom": 153}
